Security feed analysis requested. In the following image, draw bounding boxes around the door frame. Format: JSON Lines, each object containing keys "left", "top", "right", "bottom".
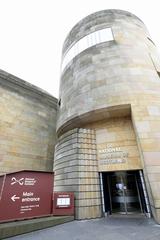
{"left": 100, "top": 170, "right": 151, "bottom": 217}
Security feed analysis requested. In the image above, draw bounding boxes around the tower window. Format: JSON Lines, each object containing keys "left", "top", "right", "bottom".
{"left": 61, "top": 27, "right": 114, "bottom": 71}
{"left": 58, "top": 98, "right": 61, "bottom": 107}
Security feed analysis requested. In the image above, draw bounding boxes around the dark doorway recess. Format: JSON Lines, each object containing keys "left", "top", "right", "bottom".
{"left": 102, "top": 170, "right": 148, "bottom": 215}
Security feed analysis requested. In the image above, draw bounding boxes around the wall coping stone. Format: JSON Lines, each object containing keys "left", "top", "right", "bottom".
{"left": 0, "top": 69, "right": 58, "bottom": 108}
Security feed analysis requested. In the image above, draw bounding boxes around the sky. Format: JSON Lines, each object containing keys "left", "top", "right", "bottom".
{"left": 0, "top": 0, "right": 160, "bottom": 98}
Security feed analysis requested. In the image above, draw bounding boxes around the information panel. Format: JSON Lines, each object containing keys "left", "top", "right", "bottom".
{"left": 53, "top": 192, "right": 74, "bottom": 216}
{"left": 0, "top": 171, "right": 53, "bottom": 222}
{"left": 57, "top": 197, "right": 70, "bottom": 207}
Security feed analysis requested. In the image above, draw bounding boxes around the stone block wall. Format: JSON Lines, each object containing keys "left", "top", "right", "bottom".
{"left": 54, "top": 128, "right": 102, "bottom": 219}
{"left": 84, "top": 117, "right": 142, "bottom": 172}
{"left": 56, "top": 9, "right": 160, "bottom": 223}
{"left": 132, "top": 105, "right": 160, "bottom": 223}
{"left": 0, "top": 70, "right": 57, "bottom": 174}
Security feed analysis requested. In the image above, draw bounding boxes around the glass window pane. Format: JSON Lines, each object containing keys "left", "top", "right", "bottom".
{"left": 79, "top": 36, "right": 88, "bottom": 53}
{"left": 62, "top": 27, "right": 114, "bottom": 71}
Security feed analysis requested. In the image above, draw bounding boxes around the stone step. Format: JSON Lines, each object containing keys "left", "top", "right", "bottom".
{"left": 0, "top": 215, "right": 74, "bottom": 239}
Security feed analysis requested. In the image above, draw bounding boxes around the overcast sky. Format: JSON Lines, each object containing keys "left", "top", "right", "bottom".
{"left": 0, "top": 0, "right": 160, "bottom": 98}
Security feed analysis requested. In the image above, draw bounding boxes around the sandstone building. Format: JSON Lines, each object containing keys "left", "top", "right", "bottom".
{"left": 1, "top": 9, "right": 160, "bottom": 225}
{"left": 54, "top": 9, "right": 160, "bottom": 223}
{"left": 0, "top": 70, "right": 57, "bottom": 175}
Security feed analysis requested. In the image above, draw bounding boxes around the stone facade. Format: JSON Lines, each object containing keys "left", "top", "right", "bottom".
{"left": 86, "top": 117, "right": 142, "bottom": 172}
{"left": 54, "top": 9, "right": 160, "bottom": 223}
{"left": 0, "top": 70, "right": 57, "bottom": 175}
{"left": 54, "top": 128, "right": 101, "bottom": 219}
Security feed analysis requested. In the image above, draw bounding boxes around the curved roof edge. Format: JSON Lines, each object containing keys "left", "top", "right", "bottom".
{"left": 62, "top": 9, "right": 144, "bottom": 54}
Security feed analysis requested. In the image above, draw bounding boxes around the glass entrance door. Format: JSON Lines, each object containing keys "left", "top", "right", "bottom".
{"left": 109, "top": 171, "right": 141, "bottom": 214}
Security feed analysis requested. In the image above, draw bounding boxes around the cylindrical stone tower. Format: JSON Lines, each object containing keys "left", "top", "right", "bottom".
{"left": 54, "top": 9, "right": 160, "bottom": 223}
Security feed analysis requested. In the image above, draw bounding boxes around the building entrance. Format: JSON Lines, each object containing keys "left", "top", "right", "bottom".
{"left": 101, "top": 171, "right": 150, "bottom": 216}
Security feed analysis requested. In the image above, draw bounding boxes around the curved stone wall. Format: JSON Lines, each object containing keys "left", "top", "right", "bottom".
{"left": 55, "top": 10, "right": 160, "bottom": 222}
{"left": 57, "top": 9, "right": 160, "bottom": 135}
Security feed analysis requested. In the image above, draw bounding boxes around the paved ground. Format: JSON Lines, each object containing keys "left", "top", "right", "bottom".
{"left": 7, "top": 214, "right": 160, "bottom": 240}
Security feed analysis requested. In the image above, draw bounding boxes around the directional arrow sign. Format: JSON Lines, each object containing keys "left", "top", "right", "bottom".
{"left": 0, "top": 171, "right": 53, "bottom": 222}
{"left": 11, "top": 195, "right": 20, "bottom": 202}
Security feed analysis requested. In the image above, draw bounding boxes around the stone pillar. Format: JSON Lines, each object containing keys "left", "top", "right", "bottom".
{"left": 54, "top": 128, "right": 102, "bottom": 219}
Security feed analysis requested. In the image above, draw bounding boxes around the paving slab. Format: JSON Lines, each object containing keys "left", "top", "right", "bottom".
{"left": 5, "top": 214, "right": 160, "bottom": 240}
